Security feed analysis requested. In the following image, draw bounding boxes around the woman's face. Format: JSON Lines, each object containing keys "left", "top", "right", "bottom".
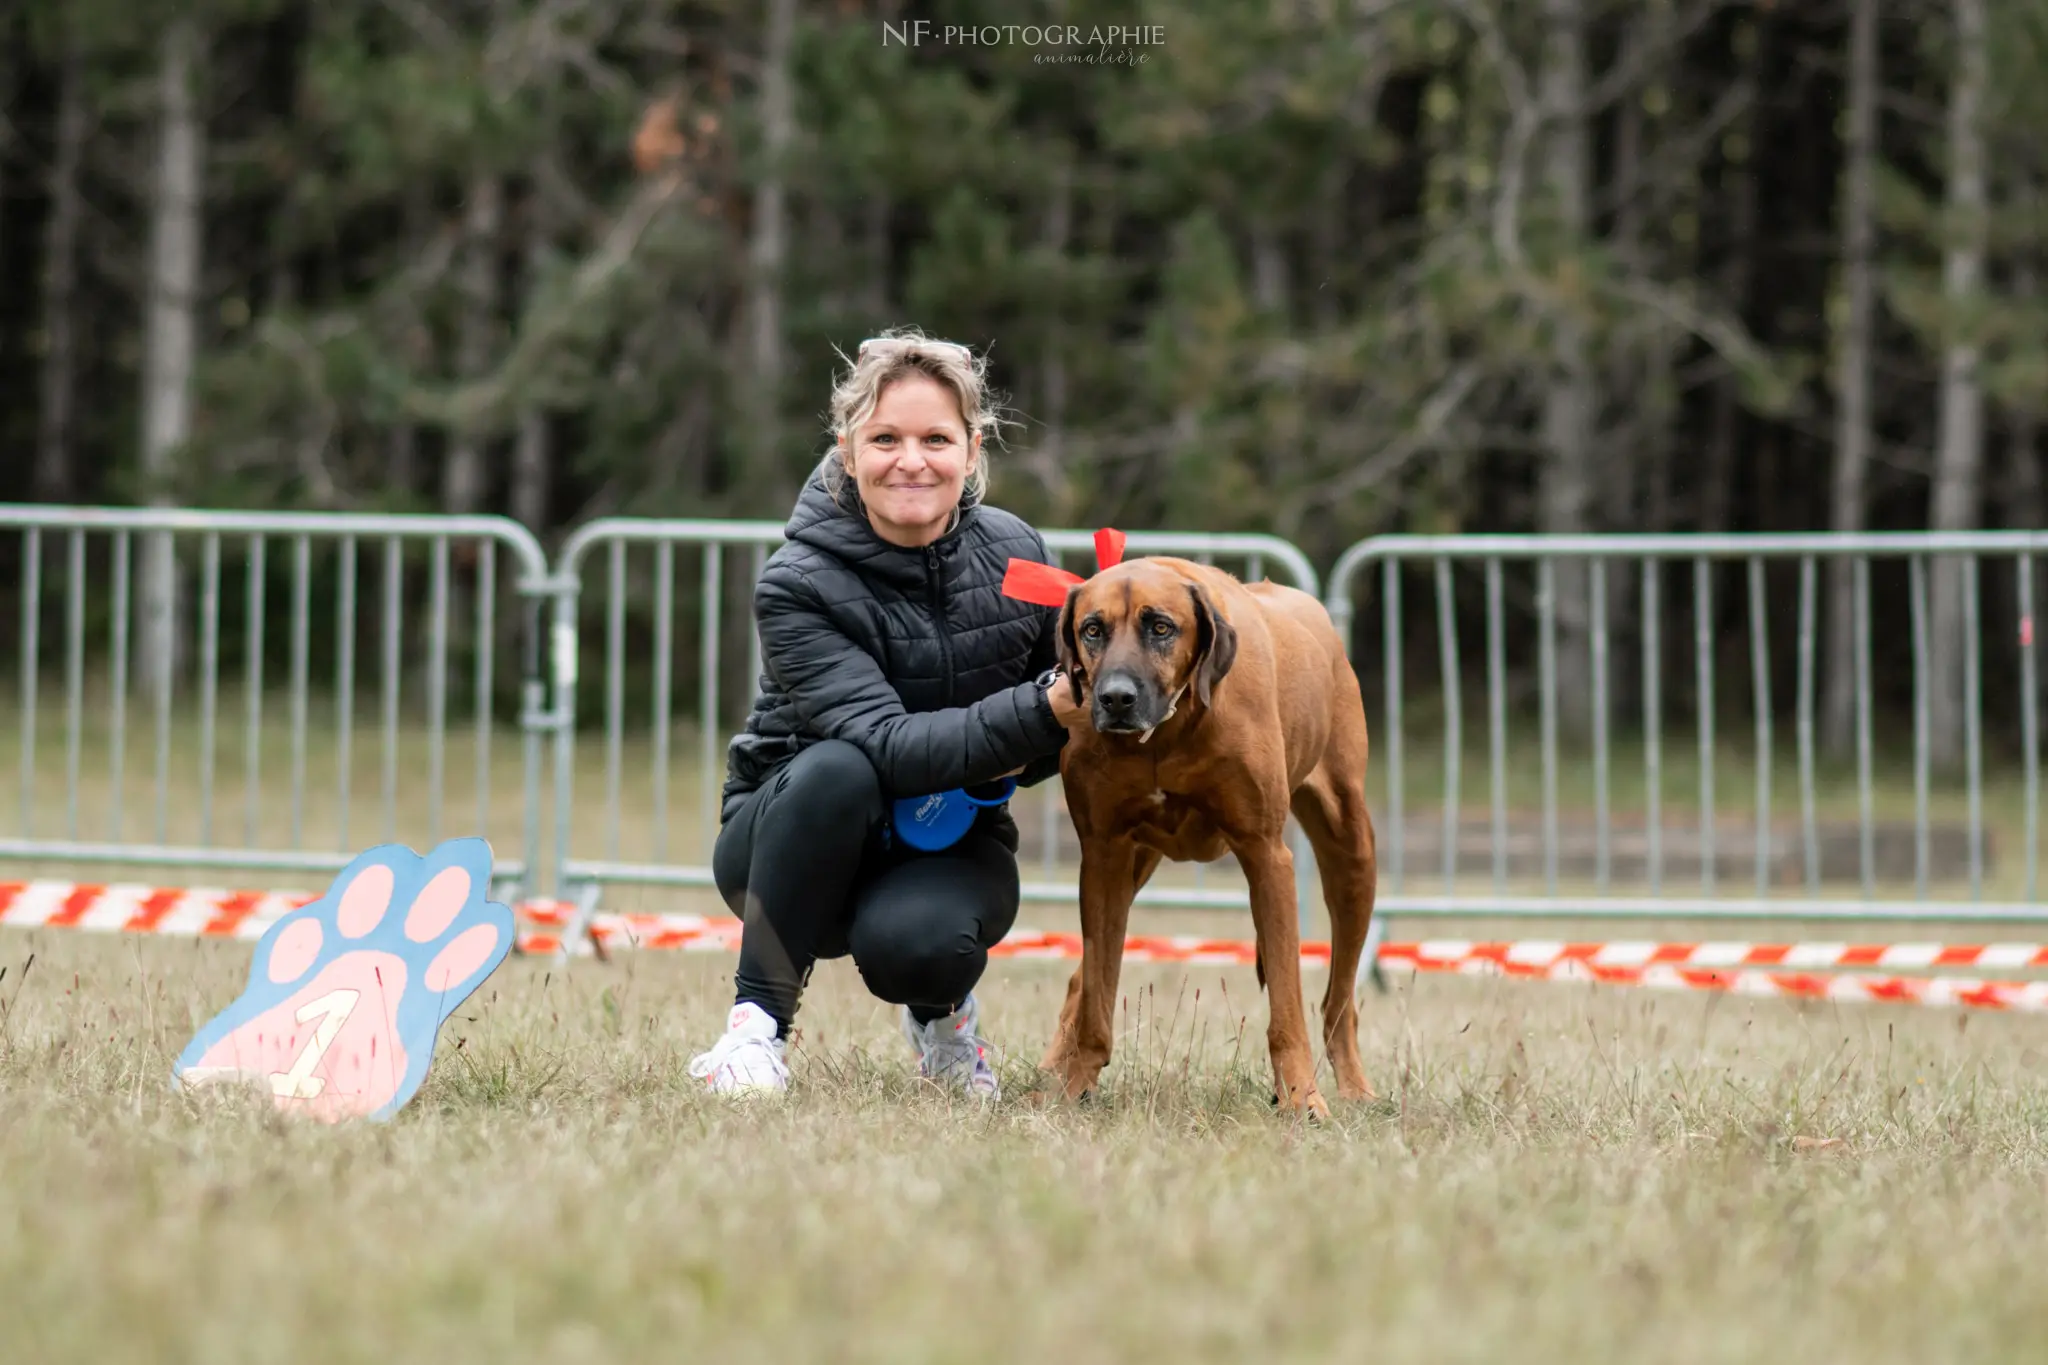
{"left": 840, "top": 374, "right": 980, "bottom": 548}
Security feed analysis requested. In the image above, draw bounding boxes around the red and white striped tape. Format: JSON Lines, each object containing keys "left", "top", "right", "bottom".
{"left": 0, "top": 880, "right": 315, "bottom": 939}
{"left": 515, "top": 902, "right": 1311, "bottom": 965}
{"left": 1373, "top": 943, "right": 2048, "bottom": 1013}
{"left": 516, "top": 901, "right": 742, "bottom": 957}
{"left": 1378, "top": 939, "right": 2048, "bottom": 974}
{"left": 11, "top": 880, "right": 2048, "bottom": 1014}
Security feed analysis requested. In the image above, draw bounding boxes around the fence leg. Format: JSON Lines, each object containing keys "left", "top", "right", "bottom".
{"left": 515, "top": 595, "right": 550, "bottom": 904}
{"left": 558, "top": 878, "right": 604, "bottom": 968}
{"left": 1292, "top": 822, "right": 1314, "bottom": 936}
{"left": 1360, "top": 911, "right": 1389, "bottom": 995}
{"left": 547, "top": 584, "right": 582, "bottom": 900}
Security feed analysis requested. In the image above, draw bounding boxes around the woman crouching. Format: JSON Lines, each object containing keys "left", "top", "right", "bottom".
{"left": 689, "top": 330, "right": 1085, "bottom": 1098}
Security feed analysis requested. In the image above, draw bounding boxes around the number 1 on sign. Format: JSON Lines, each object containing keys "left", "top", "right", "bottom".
{"left": 269, "top": 989, "right": 361, "bottom": 1100}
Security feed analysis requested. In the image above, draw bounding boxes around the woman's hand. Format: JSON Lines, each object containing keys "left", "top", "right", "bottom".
{"left": 1042, "top": 669, "right": 1090, "bottom": 730}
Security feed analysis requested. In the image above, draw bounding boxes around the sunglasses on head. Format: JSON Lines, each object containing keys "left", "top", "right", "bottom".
{"left": 857, "top": 336, "right": 974, "bottom": 364}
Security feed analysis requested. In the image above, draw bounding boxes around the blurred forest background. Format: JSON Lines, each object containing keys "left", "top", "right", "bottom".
{"left": 0, "top": 0, "right": 2042, "bottom": 765}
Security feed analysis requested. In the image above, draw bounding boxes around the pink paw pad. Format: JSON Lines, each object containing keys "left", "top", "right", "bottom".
{"left": 337, "top": 864, "right": 394, "bottom": 938}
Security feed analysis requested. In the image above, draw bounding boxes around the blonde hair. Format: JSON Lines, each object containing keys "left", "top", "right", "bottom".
{"left": 821, "top": 327, "right": 1007, "bottom": 507}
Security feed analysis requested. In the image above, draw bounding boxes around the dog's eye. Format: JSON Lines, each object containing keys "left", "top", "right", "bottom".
{"left": 1081, "top": 621, "right": 1103, "bottom": 642}
{"left": 1151, "top": 619, "right": 1174, "bottom": 637}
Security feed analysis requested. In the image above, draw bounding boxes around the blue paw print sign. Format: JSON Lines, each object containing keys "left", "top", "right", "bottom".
{"left": 174, "top": 838, "right": 515, "bottom": 1122}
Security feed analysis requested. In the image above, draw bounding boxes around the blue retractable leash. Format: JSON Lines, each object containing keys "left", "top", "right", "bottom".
{"left": 888, "top": 778, "right": 1018, "bottom": 852}
{"left": 886, "top": 668, "right": 1060, "bottom": 851}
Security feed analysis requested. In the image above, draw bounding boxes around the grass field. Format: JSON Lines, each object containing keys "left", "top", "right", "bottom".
{"left": 6, "top": 926, "right": 2048, "bottom": 1363}
{"left": 5, "top": 696, "right": 2048, "bottom": 1360}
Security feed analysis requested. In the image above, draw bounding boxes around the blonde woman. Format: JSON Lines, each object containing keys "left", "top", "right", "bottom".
{"left": 689, "top": 330, "right": 1088, "bottom": 1098}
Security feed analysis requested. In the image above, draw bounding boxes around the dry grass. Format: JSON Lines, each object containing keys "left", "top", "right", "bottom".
{"left": 5, "top": 925, "right": 2048, "bottom": 1363}
{"left": 7, "top": 698, "right": 2048, "bottom": 1360}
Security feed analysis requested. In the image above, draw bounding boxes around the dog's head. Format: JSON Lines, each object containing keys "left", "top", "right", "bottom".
{"left": 1056, "top": 559, "right": 1238, "bottom": 739}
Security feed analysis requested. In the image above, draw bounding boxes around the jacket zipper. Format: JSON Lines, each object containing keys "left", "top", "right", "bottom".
{"left": 926, "top": 545, "right": 956, "bottom": 705}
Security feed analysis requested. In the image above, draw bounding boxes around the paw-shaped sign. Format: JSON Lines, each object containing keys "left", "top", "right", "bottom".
{"left": 174, "top": 839, "right": 514, "bottom": 1122}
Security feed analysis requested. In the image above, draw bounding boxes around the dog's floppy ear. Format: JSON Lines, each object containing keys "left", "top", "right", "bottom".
{"left": 1055, "top": 584, "right": 1087, "bottom": 706}
{"left": 1189, "top": 582, "right": 1238, "bottom": 708}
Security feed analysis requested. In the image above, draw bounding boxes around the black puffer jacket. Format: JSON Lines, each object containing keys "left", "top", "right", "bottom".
{"left": 721, "top": 472, "right": 1067, "bottom": 819}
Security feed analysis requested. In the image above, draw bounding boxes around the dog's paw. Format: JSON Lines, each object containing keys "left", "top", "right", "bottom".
{"left": 1023, "top": 1065, "right": 1098, "bottom": 1109}
{"left": 1272, "top": 1086, "right": 1332, "bottom": 1122}
{"left": 1024, "top": 1087, "right": 1096, "bottom": 1110}
{"left": 174, "top": 839, "right": 513, "bottom": 1122}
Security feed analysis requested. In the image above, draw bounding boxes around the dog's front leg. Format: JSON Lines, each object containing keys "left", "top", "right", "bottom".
{"left": 1051, "top": 838, "right": 1140, "bottom": 1102}
{"left": 1040, "top": 966, "right": 1085, "bottom": 1075}
{"left": 1238, "top": 836, "right": 1328, "bottom": 1119}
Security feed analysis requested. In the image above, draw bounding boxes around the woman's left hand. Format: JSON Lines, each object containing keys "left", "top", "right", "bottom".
{"left": 1043, "top": 670, "right": 1090, "bottom": 730}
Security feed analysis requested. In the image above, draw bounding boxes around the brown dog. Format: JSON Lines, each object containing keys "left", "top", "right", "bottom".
{"left": 1039, "top": 557, "right": 1378, "bottom": 1118}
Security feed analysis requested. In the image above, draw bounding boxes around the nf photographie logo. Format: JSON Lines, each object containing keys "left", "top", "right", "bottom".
{"left": 882, "top": 21, "right": 1165, "bottom": 66}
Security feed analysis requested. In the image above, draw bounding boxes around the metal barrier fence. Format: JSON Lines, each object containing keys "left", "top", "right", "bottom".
{"left": 8, "top": 506, "right": 2044, "bottom": 962}
{"left": 1327, "top": 532, "right": 2047, "bottom": 946}
{"left": 1, "top": 506, "right": 553, "bottom": 895}
{"left": 543, "top": 519, "right": 1321, "bottom": 921}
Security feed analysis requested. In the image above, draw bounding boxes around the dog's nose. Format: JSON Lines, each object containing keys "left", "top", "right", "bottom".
{"left": 1097, "top": 677, "right": 1138, "bottom": 716}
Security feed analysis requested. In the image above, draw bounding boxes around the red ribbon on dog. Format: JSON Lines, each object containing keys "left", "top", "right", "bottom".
{"left": 1001, "top": 528, "right": 1126, "bottom": 607}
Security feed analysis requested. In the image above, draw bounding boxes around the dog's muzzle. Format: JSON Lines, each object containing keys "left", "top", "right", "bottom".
{"left": 1092, "top": 674, "right": 1186, "bottom": 744}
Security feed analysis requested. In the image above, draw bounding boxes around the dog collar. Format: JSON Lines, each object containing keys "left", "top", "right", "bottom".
{"left": 1138, "top": 685, "right": 1188, "bottom": 745}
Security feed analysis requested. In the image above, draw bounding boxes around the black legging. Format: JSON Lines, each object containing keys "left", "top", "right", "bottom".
{"left": 712, "top": 740, "right": 1022, "bottom": 1035}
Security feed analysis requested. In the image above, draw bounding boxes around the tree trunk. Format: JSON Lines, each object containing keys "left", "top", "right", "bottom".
{"left": 510, "top": 228, "right": 551, "bottom": 532}
{"left": 1929, "top": 0, "right": 1988, "bottom": 772}
{"left": 1032, "top": 156, "right": 1073, "bottom": 515}
{"left": 1701, "top": 152, "right": 1758, "bottom": 532}
{"left": 1824, "top": 0, "right": 1879, "bottom": 758}
{"left": 1310, "top": 159, "right": 1344, "bottom": 333}
{"left": 267, "top": 208, "right": 296, "bottom": 314}
{"left": 1603, "top": 69, "right": 1649, "bottom": 722}
{"left": 1539, "top": 0, "right": 1597, "bottom": 737}
{"left": 385, "top": 187, "right": 431, "bottom": 503}
{"left": 438, "top": 175, "right": 501, "bottom": 693}
{"left": 744, "top": 0, "right": 795, "bottom": 476}
{"left": 386, "top": 425, "right": 418, "bottom": 500}
{"left": 139, "top": 19, "right": 205, "bottom": 690}
{"left": 0, "top": 53, "right": 7, "bottom": 276}
{"left": 1250, "top": 215, "right": 1287, "bottom": 318}
{"left": 443, "top": 176, "right": 501, "bottom": 517}
{"left": 862, "top": 193, "right": 889, "bottom": 321}
{"left": 34, "top": 29, "right": 87, "bottom": 503}
{"left": 2010, "top": 413, "right": 2042, "bottom": 539}
{"left": 512, "top": 412, "right": 549, "bottom": 531}
{"left": 2012, "top": 258, "right": 2044, "bottom": 535}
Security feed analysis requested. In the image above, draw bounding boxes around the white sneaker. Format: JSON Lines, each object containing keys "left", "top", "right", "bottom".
{"left": 902, "top": 993, "right": 1000, "bottom": 1100}
{"left": 688, "top": 1002, "right": 790, "bottom": 1096}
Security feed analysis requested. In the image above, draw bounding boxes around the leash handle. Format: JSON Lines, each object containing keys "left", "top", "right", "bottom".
{"left": 959, "top": 778, "right": 1018, "bottom": 808}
